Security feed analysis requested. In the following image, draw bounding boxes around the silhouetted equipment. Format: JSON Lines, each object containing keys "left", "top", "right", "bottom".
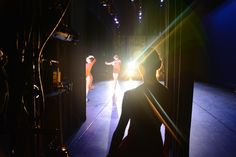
{"left": 37, "top": 56, "right": 73, "bottom": 156}
{"left": 0, "top": 50, "right": 8, "bottom": 68}
{"left": 41, "top": 59, "right": 62, "bottom": 93}
{"left": 53, "top": 31, "right": 74, "bottom": 41}
{"left": 0, "top": 49, "right": 9, "bottom": 129}
{"left": 53, "top": 24, "right": 79, "bottom": 42}
{"left": 40, "top": 87, "right": 72, "bottom": 157}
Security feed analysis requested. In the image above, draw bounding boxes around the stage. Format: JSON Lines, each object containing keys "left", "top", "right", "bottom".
{"left": 67, "top": 80, "right": 236, "bottom": 157}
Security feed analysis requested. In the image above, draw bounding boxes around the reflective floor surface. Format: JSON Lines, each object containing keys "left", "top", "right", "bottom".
{"left": 67, "top": 81, "right": 236, "bottom": 157}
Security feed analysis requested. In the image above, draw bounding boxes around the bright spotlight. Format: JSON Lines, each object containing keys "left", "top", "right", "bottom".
{"left": 126, "top": 61, "right": 138, "bottom": 78}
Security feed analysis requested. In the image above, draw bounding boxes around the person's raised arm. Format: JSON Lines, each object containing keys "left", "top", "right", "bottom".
{"left": 91, "top": 57, "right": 96, "bottom": 65}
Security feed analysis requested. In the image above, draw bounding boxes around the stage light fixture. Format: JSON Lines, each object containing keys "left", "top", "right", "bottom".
{"left": 53, "top": 31, "right": 74, "bottom": 41}
{"left": 52, "top": 24, "right": 79, "bottom": 42}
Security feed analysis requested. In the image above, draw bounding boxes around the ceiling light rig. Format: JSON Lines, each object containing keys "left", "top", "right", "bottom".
{"left": 100, "top": 1, "right": 108, "bottom": 8}
{"left": 99, "top": 0, "right": 143, "bottom": 29}
{"left": 160, "top": 0, "right": 165, "bottom": 7}
{"left": 99, "top": 0, "right": 115, "bottom": 16}
{"left": 138, "top": 6, "right": 142, "bottom": 23}
{"left": 113, "top": 16, "right": 120, "bottom": 28}
{"left": 99, "top": 0, "right": 120, "bottom": 28}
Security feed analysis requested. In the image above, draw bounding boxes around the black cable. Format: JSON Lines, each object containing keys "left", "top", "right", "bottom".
{"left": 37, "top": 0, "right": 72, "bottom": 113}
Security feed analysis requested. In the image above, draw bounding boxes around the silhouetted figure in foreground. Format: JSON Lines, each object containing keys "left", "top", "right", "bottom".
{"left": 107, "top": 50, "right": 170, "bottom": 157}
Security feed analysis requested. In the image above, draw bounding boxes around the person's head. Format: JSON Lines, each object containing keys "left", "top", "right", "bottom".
{"left": 138, "top": 49, "right": 162, "bottom": 80}
{"left": 113, "top": 54, "right": 119, "bottom": 60}
{"left": 86, "top": 55, "right": 95, "bottom": 63}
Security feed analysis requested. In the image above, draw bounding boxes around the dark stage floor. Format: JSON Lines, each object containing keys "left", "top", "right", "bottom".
{"left": 67, "top": 80, "right": 236, "bottom": 157}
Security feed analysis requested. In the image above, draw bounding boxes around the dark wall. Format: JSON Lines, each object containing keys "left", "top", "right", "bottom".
{"left": 197, "top": 0, "right": 236, "bottom": 88}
